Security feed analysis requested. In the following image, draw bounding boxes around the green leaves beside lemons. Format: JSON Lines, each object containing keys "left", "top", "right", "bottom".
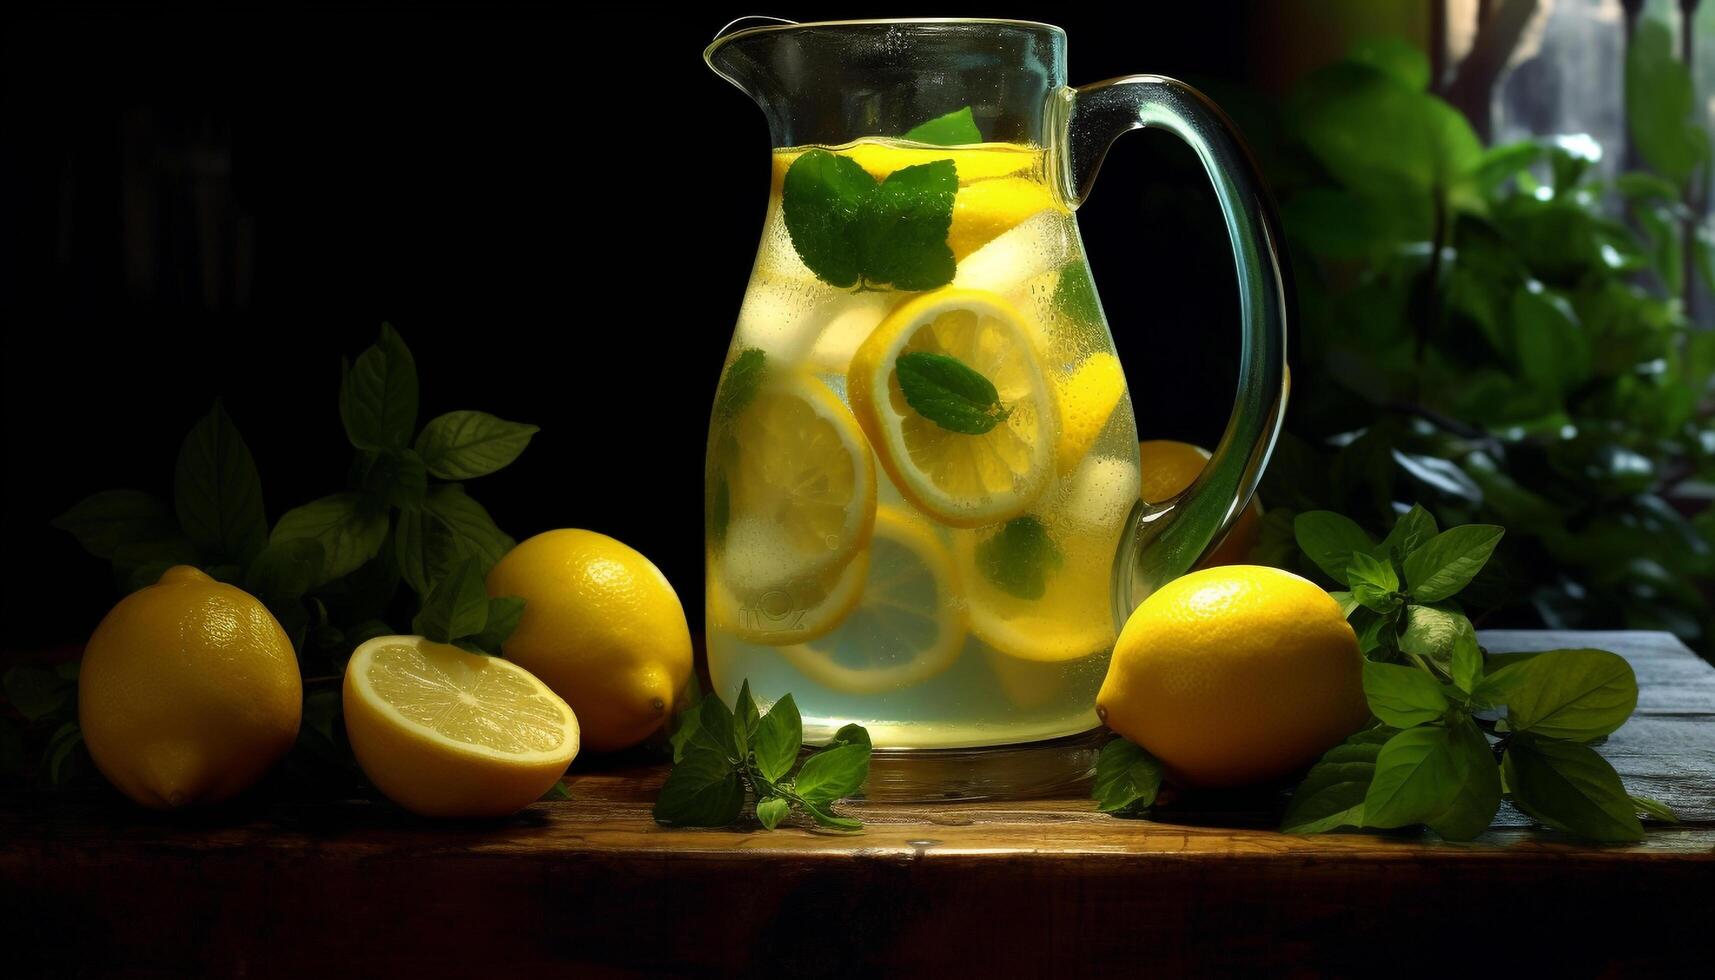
{"left": 1280, "top": 505, "right": 1667, "bottom": 842}
{"left": 409, "top": 556, "right": 525, "bottom": 655}
{"left": 655, "top": 681, "right": 872, "bottom": 831}
{"left": 52, "top": 324, "right": 534, "bottom": 682}
{"left": 783, "top": 150, "right": 956, "bottom": 291}
{"left": 1626, "top": 19, "right": 1711, "bottom": 185}
{"left": 1093, "top": 737, "right": 1164, "bottom": 815}
{"left": 977, "top": 515, "right": 1064, "bottom": 601}
{"left": 896, "top": 351, "right": 1009, "bottom": 434}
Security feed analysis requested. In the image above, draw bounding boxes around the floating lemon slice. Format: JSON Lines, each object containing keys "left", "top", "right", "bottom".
{"left": 780, "top": 507, "right": 967, "bottom": 694}
{"left": 707, "top": 544, "right": 870, "bottom": 647}
{"left": 953, "top": 511, "right": 1119, "bottom": 663}
{"left": 1054, "top": 352, "right": 1128, "bottom": 473}
{"left": 712, "top": 371, "right": 877, "bottom": 598}
{"left": 343, "top": 635, "right": 580, "bottom": 818}
{"left": 948, "top": 177, "right": 1060, "bottom": 260}
{"left": 848, "top": 288, "right": 1059, "bottom": 528}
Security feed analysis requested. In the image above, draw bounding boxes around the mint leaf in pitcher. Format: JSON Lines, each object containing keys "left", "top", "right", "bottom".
{"left": 857, "top": 160, "right": 957, "bottom": 290}
{"left": 903, "top": 106, "right": 982, "bottom": 146}
{"left": 782, "top": 149, "right": 957, "bottom": 291}
{"left": 896, "top": 351, "right": 1008, "bottom": 434}
{"left": 978, "top": 515, "right": 1064, "bottom": 600}
{"left": 782, "top": 149, "right": 874, "bottom": 288}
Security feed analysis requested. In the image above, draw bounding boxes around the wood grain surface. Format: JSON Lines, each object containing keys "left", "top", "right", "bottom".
{"left": 4, "top": 630, "right": 1712, "bottom": 977}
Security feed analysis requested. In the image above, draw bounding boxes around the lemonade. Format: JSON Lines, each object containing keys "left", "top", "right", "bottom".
{"left": 705, "top": 138, "right": 1143, "bottom": 748}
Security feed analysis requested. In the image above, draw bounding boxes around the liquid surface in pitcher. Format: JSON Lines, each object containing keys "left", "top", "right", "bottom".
{"left": 706, "top": 137, "right": 1142, "bottom": 748}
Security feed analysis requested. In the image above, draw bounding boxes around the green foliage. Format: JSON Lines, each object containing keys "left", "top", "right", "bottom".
{"left": 655, "top": 682, "right": 872, "bottom": 831}
{"left": 1272, "top": 508, "right": 1671, "bottom": 841}
{"left": 782, "top": 150, "right": 957, "bottom": 291}
{"left": 1257, "top": 34, "right": 1715, "bottom": 653}
{"left": 26, "top": 325, "right": 536, "bottom": 789}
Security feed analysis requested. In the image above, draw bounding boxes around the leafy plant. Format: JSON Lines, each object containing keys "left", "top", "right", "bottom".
{"left": 1095, "top": 506, "right": 1679, "bottom": 842}
{"left": 10, "top": 324, "right": 536, "bottom": 787}
{"left": 1242, "top": 32, "right": 1715, "bottom": 652}
{"left": 655, "top": 681, "right": 872, "bottom": 831}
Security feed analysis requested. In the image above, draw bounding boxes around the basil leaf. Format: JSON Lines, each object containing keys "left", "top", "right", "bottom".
{"left": 903, "top": 106, "right": 982, "bottom": 146}
{"left": 1363, "top": 661, "right": 1449, "bottom": 728}
{"left": 782, "top": 148, "right": 873, "bottom": 288}
{"left": 339, "top": 322, "right": 419, "bottom": 451}
{"left": 1401, "top": 524, "right": 1504, "bottom": 602}
{"left": 411, "top": 557, "right": 490, "bottom": 643}
{"left": 1328, "top": 590, "right": 1361, "bottom": 618}
{"left": 827, "top": 723, "right": 872, "bottom": 751}
{"left": 396, "top": 485, "right": 516, "bottom": 594}
{"left": 1427, "top": 715, "right": 1502, "bottom": 841}
{"left": 270, "top": 492, "right": 388, "bottom": 586}
{"left": 468, "top": 596, "right": 525, "bottom": 654}
{"left": 1630, "top": 795, "right": 1679, "bottom": 823}
{"left": 896, "top": 351, "right": 1009, "bottom": 435}
{"left": 360, "top": 448, "right": 428, "bottom": 511}
{"left": 1347, "top": 551, "right": 1401, "bottom": 611}
{"left": 1474, "top": 648, "right": 1637, "bottom": 740}
{"left": 791, "top": 743, "right": 871, "bottom": 804}
{"left": 1293, "top": 511, "right": 1375, "bottom": 585}
{"left": 799, "top": 798, "right": 863, "bottom": 831}
{"left": 1363, "top": 726, "right": 1464, "bottom": 829}
{"left": 414, "top": 411, "right": 539, "bottom": 480}
{"left": 733, "top": 680, "right": 761, "bottom": 739}
{"left": 752, "top": 693, "right": 802, "bottom": 784}
{"left": 652, "top": 740, "right": 744, "bottom": 827}
{"left": 756, "top": 796, "right": 791, "bottom": 830}
{"left": 857, "top": 159, "right": 957, "bottom": 290}
{"left": 1282, "top": 727, "right": 1392, "bottom": 833}
{"left": 1092, "top": 738, "right": 1164, "bottom": 814}
{"left": 1503, "top": 736, "right": 1644, "bottom": 842}
{"left": 174, "top": 401, "right": 268, "bottom": 563}
{"left": 698, "top": 693, "right": 741, "bottom": 765}
{"left": 1379, "top": 504, "right": 1438, "bottom": 562}
{"left": 977, "top": 515, "right": 1064, "bottom": 600}
{"left": 51, "top": 490, "right": 175, "bottom": 561}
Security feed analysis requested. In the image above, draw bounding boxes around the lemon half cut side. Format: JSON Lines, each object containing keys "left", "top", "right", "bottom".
{"left": 344, "top": 635, "right": 580, "bottom": 818}
{"left": 848, "top": 287, "right": 1059, "bottom": 528}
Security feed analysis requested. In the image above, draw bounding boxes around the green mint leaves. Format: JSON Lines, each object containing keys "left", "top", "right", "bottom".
{"left": 1276, "top": 505, "right": 1671, "bottom": 842}
{"left": 782, "top": 149, "right": 956, "bottom": 291}
{"left": 896, "top": 351, "right": 1009, "bottom": 434}
{"left": 903, "top": 106, "right": 982, "bottom": 146}
{"left": 977, "top": 515, "right": 1064, "bottom": 600}
{"left": 654, "top": 681, "right": 872, "bottom": 831}
{"left": 1093, "top": 738, "right": 1164, "bottom": 814}
{"left": 410, "top": 556, "right": 525, "bottom": 654}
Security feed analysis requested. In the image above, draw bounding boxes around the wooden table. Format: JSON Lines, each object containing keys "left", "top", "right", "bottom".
{"left": 5, "top": 630, "right": 1713, "bottom": 977}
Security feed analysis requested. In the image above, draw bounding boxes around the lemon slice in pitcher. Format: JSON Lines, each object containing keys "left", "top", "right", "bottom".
{"left": 953, "top": 508, "right": 1120, "bottom": 663}
{"left": 848, "top": 288, "right": 1059, "bottom": 528}
{"left": 713, "top": 371, "right": 877, "bottom": 593}
{"left": 780, "top": 507, "right": 967, "bottom": 694}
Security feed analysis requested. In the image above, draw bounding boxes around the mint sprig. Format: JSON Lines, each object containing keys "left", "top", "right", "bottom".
{"left": 655, "top": 681, "right": 872, "bottom": 831}
{"left": 896, "top": 351, "right": 1009, "bottom": 434}
{"left": 782, "top": 150, "right": 957, "bottom": 291}
{"left": 1282, "top": 505, "right": 1673, "bottom": 841}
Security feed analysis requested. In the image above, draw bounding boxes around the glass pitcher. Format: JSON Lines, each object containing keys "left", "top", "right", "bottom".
{"left": 702, "top": 17, "right": 1287, "bottom": 790}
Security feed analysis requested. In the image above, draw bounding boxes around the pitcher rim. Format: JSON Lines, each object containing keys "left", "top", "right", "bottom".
{"left": 703, "top": 16, "right": 1066, "bottom": 69}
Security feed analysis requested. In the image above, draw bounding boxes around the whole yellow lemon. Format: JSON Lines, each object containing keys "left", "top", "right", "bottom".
{"left": 486, "top": 530, "right": 692, "bottom": 752}
{"left": 1097, "top": 565, "right": 1369, "bottom": 788}
{"left": 79, "top": 565, "right": 302, "bottom": 808}
{"left": 1139, "top": 439, "right": 1263, "bottom": 566}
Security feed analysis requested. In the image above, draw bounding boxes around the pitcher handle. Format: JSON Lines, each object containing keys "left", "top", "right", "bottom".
{"left": 1055, "top": 76, "right": 1290, "bottom": 619}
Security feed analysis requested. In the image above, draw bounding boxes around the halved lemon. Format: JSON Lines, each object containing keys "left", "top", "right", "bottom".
{"left": 848, "top": 288, "right": 1059, "bottom": 528}
{"left": 343, "top": 635, "right": 580, "bottom": 818}
{"left": 711, "top": 371, "right": 877, "bottom": 601}
{"left": 780, "top": 507, "right": 967, "bottom": 694}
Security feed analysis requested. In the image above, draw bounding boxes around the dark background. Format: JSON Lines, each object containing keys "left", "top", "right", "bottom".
{"left": 2, "top": 4, "right": 1278, "bottom": 649}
